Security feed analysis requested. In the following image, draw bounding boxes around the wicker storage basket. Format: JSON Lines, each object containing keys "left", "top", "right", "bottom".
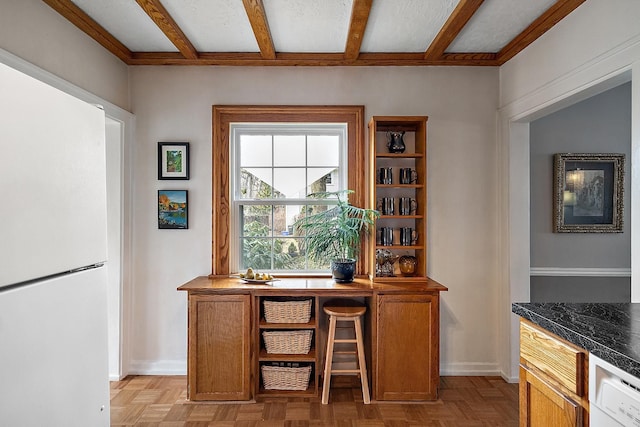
{"left": 263, "top": 330, "right": 313, "bottom": 354}
{"left": 263, "top": 299, "right": 312, "bottom": 323}
{"left": 261, "top": 365, "right": 312, "bottom": 391}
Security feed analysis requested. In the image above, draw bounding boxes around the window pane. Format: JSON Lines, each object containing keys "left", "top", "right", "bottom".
{"left": 307, "top": 167, "right": 337, "bottom": 194}
{"left": 295, "top": 201, "right": 335, "bottom": 267}
{"left": 271, "top": 204, "right": 294, "bottom": 236}
{"left": 308, "top": 135, "right": 339, "bottom": 166}
{"left": 272, "top": 205, "right": 287, "bottom": 236}
{"left": 309, "top": 258, "right": 331, "bottom": 271}
{"left": 240, "top": 237, "right": 311, "bottom": 271}
{"left": 241, "top": 238, "right": 272, "bottom": 270}
{"left": 281, "top": 237, "right": 305, "bottom": 266}
{"left": 283, "top": 205, "right": 303, "bottom": 236}
{"left": 273, "top": 238, "right": 294, "bottom": 269}
{"left": 240, "top": 168, "right": 273, "bottom": 199}
{"left": 293, "top": 204, "right": 334, "bottom": 237}
{"left": 238, "top": 204, "right": 338, "bottom": 272}
{"left": 241, "top": 205, "right": 272, "bottom": 237}
{"left": 274, "top": 135, "right": 305, "bottom": 166}
{"left": 232, "top": 123, "right": 347, "bottom": 274}
{"left": 273, "top": 168, "right": 306, "bottom": 198}
{"left": 240, "top": 135, "right": 272, "bottom": 166}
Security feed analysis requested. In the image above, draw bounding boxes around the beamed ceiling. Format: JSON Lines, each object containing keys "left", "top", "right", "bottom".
{"left": 42, "top": 0, "right": 586, "bottom": 66}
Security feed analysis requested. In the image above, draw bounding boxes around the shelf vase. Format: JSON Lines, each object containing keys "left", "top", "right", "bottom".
{"left": 386, "top": 131, "right": 406, "bottom": 153}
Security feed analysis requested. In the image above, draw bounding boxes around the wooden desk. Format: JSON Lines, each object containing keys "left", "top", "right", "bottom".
{"left": 178, "top": 276, "right": 447, "bottom": 402}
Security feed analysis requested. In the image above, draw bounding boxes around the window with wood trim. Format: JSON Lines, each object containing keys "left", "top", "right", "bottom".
{"left": 231, "top": 123, "right": 347, "bottom": 272}
{"left": 212, "top": 106, "right": 366, "bottom": 276}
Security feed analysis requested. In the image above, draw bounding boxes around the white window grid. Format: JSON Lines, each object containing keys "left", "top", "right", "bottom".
{"left": 230, "top": 123, "right": 348, "bottom": 273}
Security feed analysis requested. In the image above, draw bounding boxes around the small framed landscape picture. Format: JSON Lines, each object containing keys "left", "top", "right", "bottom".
{"left": 158, "top": 190, "right": 188, "bottom": 229}
{"left": 158, "top": 142, "right": 189, "bottom": 180}
{"left": 553, "top": 153, "right": 625, "bottom": 233}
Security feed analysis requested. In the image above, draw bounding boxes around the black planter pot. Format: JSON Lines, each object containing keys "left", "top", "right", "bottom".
{"left": 331, "top": 258, "right": 356, "bottom": 283}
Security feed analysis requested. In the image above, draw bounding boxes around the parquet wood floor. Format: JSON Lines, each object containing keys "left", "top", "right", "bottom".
{"left": 110, "top": 376, "right": 518, "bottom": 427}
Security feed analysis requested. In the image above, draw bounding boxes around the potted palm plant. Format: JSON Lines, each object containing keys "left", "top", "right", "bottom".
{"left": 294, "top": 190, "right": 379, "bottom": 283}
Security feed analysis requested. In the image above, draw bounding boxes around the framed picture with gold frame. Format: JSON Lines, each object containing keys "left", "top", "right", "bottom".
{"left": 553, "top": 153, "right": 625, "bottom": 233}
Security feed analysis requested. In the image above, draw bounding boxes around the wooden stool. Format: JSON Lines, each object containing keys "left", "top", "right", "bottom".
{"left": 322, "top": 304, "right": 370, "bottom": 404}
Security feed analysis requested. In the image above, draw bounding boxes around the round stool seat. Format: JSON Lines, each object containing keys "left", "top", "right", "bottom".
{"left": 323, "top": 305, "right": 366, "bottom": 318}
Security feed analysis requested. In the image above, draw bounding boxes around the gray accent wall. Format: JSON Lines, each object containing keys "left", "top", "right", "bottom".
{"left": 530, "top": 276, "right": 630, "bottom": 302}
{"left": 529, "top": 82, "right": 631, "bottom": 302}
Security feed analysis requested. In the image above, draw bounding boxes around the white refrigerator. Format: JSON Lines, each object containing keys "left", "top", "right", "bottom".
{"left": 0, "top": 62, "right": 110, "bottom": 426}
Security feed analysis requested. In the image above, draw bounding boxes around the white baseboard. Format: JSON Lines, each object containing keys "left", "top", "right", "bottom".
{"left": 127, "top": 360, "right": 187, "bottom": 376}
{"left": 499, "top": 371, "right": 519, "bottom": 384}
{"left": 530, "top": 267, "right": 631, "bottom": 277}
{"left": 124, "top": 360, "right": 515, "bottom": 382}
{"left": 441, "top": 364, "right": 518, "bottom": 384}
{"left": 440, "top": 362, "right": 501, "bottom": 377}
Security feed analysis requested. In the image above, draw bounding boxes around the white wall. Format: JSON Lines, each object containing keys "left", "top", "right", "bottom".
{"left": 500, "top": 1, "right": 640, "bottom": 108}
{"left": 498, "top": 0, "right": 640, "bottom": 380}
{"left": 0, "top": 0, "right": 129, "bottom": 110}
{"left": 128, "top": 66, "right": 501, "bottom": 375}
{"left": 106, "top": 118, "right": 123, "bottom": 379}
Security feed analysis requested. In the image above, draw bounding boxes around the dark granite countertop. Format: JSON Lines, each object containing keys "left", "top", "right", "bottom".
{"left": 512, "top": 303, "right": 640, "bottom": 378}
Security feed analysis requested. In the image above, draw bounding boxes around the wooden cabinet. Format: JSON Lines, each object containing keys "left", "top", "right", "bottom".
{"left": 374, "top": 293, "right": 439, "bottom": 400}
{"left": 369, "top": 116, "right": 428, "bottom": 280}
{"left": 187, "top": 294, "right": 251, "bottom": 401}
{"left": 179, "top": 276, "right": 447, "bottom": 402}
{"left": 256, "top": 296, "right": 320, "bottom": 397}
{"left": 519, "top": 320, "right": 589, "bottom": 426}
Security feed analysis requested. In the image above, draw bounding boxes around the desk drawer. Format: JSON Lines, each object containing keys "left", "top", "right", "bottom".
{"left": 520, "top": 320, "right": 585, "bottom": 396}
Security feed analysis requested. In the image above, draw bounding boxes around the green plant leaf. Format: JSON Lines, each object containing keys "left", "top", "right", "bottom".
{"left": 293, "top": 190, "right": 379, "bottom": 264}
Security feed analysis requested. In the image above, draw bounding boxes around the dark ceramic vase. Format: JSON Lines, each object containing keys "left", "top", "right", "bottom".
{"left": 331, "top": 258, "right": 356, "bottom": 283}
{"left": 386, "top": 131, "right": 406, "bottom": 153}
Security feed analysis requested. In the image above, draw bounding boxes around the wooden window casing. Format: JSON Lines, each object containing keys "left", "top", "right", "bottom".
{"left": 212, "top": 105, "right": 366, "bottom": 276}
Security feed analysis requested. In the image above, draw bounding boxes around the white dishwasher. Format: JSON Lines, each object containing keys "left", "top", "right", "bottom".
{"left": 590, "top": 354, "right": 640, "bottom": 426}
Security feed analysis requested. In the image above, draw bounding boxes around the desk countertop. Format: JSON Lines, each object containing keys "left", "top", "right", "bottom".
{"left": 178, "top": 275, "right": 448, "bottom": 296}
{"left": 512, "top": 303, "right": 640, "bottom": 378}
